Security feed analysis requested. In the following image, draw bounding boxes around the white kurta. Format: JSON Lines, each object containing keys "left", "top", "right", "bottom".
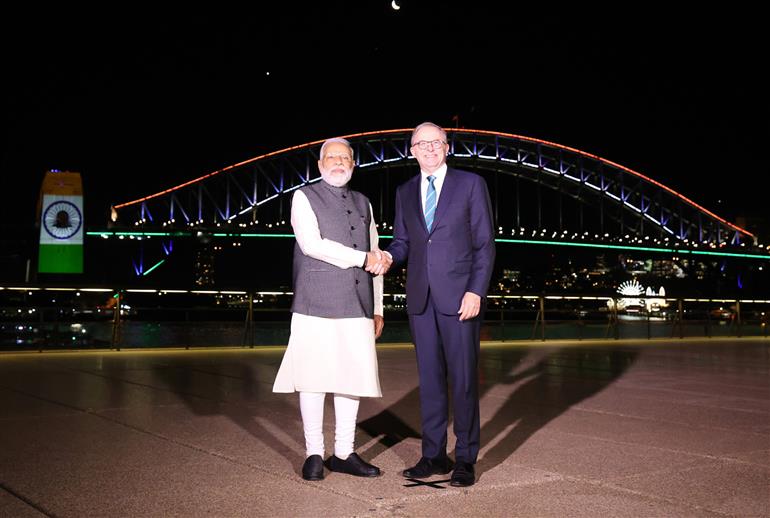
{"left": 272, "top": 189, "right": 383, "bottom": 397}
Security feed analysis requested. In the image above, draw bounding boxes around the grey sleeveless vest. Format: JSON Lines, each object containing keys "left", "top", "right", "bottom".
{"left": 290, "top": 181, "right": 374, "bottom": 318}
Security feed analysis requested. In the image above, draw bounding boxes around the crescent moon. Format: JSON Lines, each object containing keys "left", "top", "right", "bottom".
{"left": 391, "top": 0, "right": 401, "bottom": 10}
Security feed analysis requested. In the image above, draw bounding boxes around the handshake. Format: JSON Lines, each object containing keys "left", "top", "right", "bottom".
{"left": 364, "top": 249, "right": 392, "bottom": 276}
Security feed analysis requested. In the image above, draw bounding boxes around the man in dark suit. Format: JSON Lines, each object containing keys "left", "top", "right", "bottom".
{"left": 385, "top": 122, "right": 496, "bottom": 487}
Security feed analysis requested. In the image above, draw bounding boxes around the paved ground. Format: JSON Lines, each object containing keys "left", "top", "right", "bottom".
{"left": 0, "top": 337, "right": 768, "bottom": 517}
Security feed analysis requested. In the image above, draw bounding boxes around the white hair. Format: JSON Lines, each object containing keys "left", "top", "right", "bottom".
{"left": 411, "top": 122, "right": 447, "bottom": 145}
{"left": 319, "top": 137, "right": 354, "bottom": 159}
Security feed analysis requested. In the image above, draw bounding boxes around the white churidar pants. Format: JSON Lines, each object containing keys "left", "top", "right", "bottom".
{"left": 299, "top": 392, "right": 360, "bottom": 459}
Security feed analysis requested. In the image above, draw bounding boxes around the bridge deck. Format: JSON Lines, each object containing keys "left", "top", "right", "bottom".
{"left": 1, "top": 338, "right": 767, "bottom": 517}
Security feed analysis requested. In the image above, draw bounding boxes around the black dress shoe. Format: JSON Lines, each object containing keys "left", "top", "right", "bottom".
{"left": 402, "top": 456, "right": 454, "bottom": 478}
{"left": 302, "top": 455, "right": 324, "bottom": 481}
{"left": 450, "top": 461, "right": 475, "bottom": 487}
{"left": 326, "top": 453, "right": 381, "bottom": 477}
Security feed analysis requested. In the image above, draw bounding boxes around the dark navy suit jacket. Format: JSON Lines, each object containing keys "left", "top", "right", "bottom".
{"left": 388, "top": 167, "right": 496, "bottom": 315}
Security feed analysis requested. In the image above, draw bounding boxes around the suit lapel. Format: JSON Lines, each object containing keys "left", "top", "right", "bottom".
{"left": 406, "top": 175, "right": 429, "bottom": 233}
{"left": 429, "top": 168, "right": 456, "bottom": 234}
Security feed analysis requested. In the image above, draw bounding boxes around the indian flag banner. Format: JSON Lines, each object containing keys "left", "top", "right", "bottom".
{"left": 38, "top": 171, "right": 84, "bottom": 273}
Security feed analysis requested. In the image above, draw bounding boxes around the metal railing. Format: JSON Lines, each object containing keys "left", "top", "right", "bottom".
{"left": 1, "top": 286, "right": 767, "bottom": 351}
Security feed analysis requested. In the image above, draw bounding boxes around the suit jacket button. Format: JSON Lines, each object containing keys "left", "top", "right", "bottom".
{"left": 353, "top": 244, "right": 358, "bottom": 248}
{"left": 347, "top": 210, "right": 352, "bottom": 214}
{"left": 355, "top": 280, "right": 360, "bottom": 284}
{"left": 350, "top": 226, "right": 355, "bottom": 230}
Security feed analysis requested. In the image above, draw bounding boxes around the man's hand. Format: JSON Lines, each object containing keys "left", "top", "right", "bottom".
{"left": 457, "top": 292, "right": 481, "bottom": 321}
{"left": 365, "top": 249, "right": 392, "bottom": 276}
{"left": 373, "top": 315, "right": 384, "bottom": 338}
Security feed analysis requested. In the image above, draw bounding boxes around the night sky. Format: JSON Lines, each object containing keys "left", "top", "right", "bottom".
{"left": 1, "top": 5, "right": 765, "bottom": 228}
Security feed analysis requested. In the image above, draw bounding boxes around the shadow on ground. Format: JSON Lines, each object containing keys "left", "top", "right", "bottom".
{"left": 358, "top": 345, "right": 638, "bottom": 480}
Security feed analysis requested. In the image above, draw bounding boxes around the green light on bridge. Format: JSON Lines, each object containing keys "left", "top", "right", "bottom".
{"left": 143, "top": 259, "right": 165, "bottom": 276}
{"left": 86, "top": 231, "right": 770, "bottom": 260}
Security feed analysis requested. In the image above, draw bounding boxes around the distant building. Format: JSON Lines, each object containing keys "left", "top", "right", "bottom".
{"left": 194, "top": 245, "right": 216, "bottom": 287}
{"left": 608, "top": 280, "right": 669, "bottom": 314}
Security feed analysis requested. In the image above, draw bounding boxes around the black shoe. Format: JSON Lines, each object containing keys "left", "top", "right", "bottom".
{"left": 450, "top": 461, "right": 475, "bottom": 487}
{"left": 326, "top": 453, "right": 381, "bottom": 477}
{"left": 302, "top": 455, "right": 324, "bottom": 481}
{"left": 402, "top": 456, "right": 454, "bottom": 478}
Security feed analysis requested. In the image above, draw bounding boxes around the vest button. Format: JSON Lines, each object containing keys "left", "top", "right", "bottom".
{"left": 353, "top": 244, "right": 358, "bottom": 248}
{"left": 347, "top": 210, "right": 352, "bottom": 214}
{"left": 350, "top": 226, "right": 355, "bottom": 230}
{"left": 355, "top": 280, "right": 360, "bottom": 284}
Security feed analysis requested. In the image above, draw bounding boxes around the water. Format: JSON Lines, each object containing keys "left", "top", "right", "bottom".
{"left": 2, "top": 317, "right": 765, "bottom": 351}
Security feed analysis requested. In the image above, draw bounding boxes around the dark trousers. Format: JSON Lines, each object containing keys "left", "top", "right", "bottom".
{"left": 408, "top": 293, "right": 481, "bottom": 463}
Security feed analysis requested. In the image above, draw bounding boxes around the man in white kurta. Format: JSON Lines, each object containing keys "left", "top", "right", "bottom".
{"left": 273, "top": 138, "right": 390, "bottom": 481}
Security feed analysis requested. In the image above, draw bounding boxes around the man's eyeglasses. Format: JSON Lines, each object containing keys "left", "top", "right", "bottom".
{"left": 411, "top": 140, "right": 446, "bottom": 150}
{"left": 323, "top": 154, "right": 353, "bottom": 164}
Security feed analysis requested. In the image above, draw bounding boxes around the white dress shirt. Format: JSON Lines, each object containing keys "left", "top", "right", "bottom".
{"left": 420, "top": 163, "right": 447, "bottom": 212}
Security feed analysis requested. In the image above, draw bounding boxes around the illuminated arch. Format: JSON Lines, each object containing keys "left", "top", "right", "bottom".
{"left": 112, "top": 129, "right": 753, "bottom": 245}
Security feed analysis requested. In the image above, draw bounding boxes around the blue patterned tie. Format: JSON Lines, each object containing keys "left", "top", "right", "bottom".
{"left": 424, "top": 175, "right": 436, "bottom": 231}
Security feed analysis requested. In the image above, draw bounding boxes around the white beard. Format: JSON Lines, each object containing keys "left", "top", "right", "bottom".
{"left": 321, "top": 169, "right": 353, "bottom": 187}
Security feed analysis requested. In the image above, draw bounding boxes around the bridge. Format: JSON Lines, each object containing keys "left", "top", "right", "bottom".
{"left": 108, "top": 128, "right": 754, "bottom": 246}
